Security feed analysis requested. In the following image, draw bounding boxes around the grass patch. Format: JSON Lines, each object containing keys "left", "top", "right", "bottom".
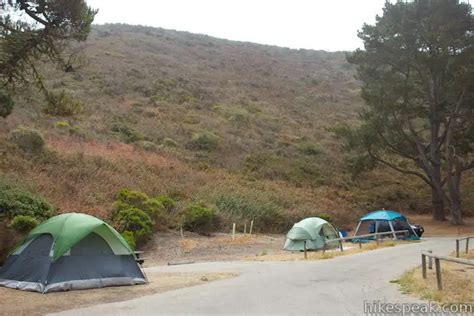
{"left": 397, "top": 250, "right": 474, "bottom": 307}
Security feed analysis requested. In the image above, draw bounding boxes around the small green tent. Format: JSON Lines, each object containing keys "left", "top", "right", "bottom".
{"left": 283, "top": 217, "right": 339, "bottom": 251}
{"left": 0, "top": 213, "right": 146, "bottom": 293}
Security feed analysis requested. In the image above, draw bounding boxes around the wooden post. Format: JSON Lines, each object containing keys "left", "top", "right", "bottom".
{"left": 421, "top": 254, "right": 427, "bottom": 279}
{"left": 375, "top": 234, "right": 380, "bottom": 246}
{"left": 304, "top": 241, "right": 307, "bottom": 259}
{"left": 428, "top": 250, "right": 433, "bottom": 270}
{"left": 435, "top": 258, "right": 442, "bottom": 290}
{"left": 322, "top": 242, "right": 326, "bottom": 254}
{"left": 359, "top": 242, "right": 362, "bottom": 249}
{"left": 456, "top": 239, "right": 460, "bottom": 258}
{"left": 249, "top": 220, "right": 254, "bottom": 235}
{"left": 232, "top": 223, "right": 236, "bottom": 240}
{"left": 466, "top": 238, "right": 470, "bottom": 254}
{"left": 180, "top": 227, "right": 184, "bottom": 239}
{"left": 244, "top": 222, "right": 247, "bottom": 234}
{"left": 339, "top": 240, "right": 344, "bottom": 252}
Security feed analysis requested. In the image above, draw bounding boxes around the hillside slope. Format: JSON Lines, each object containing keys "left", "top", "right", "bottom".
{"left": 1, "top": 24, "right": 471, "bottom": 251}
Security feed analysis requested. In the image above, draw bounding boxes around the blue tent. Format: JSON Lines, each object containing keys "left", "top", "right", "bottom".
{"left": 353, "top": 210, "right": 419, "bottom": 241}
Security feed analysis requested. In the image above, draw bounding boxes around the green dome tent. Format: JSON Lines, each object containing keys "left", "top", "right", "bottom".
{"left": 0, "top": 213, "right": 146, "bottom": 293}
{"left": 283, "top": 217, "right": 339, "bottom": 251}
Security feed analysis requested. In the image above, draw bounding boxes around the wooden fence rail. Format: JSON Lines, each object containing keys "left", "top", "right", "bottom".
{"left": 421, "top": 251, "right": 474, "bottom": 290}
{"left": 455, "top": 236, "right": 473, "bottom": 258}
{"left": 322, "top": 230, "right": 409, "bottom": 254}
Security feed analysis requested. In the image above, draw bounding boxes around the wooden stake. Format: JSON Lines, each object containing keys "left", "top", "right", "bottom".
{"left": 359, "top": 242, "right": 362, "bottom": 249}
{"left": 428, "top": 250, "right": 433, "bottom": 270}
{"left": 180, "top": 227, "right": 184, "bottom": 239}
{"left": 244, "top": 222, "right": 247, "bottom": 234}
{"left": 466, "top": 238, "right": 470, "bottom": 254}
{"left": 232, "top": 223, "right": 236, "bottom": 240}
{"left": 304, "top": 241, "right": 307, "bottom": 259}
{"left": 435, "top": 258, "right": 442, "bottom": 290}
{"left": 456, "top": 239, "right": 460, "bottom": 258}
{"left": 421, "top": 254, "right": 427, "bottom": 279}
{"left": 249, "top": 220, "right": 254, "bottom": 235}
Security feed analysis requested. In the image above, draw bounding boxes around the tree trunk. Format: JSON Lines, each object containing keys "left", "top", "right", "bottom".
{"left": 431, "top": 186, "right": 446, "bottom": 221}
{"left": 447, "top": 160, "right": 463, "bottom": 225}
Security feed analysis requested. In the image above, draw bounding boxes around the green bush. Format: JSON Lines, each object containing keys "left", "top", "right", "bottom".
{"left": 155, "top": 194, "right": 177, "bottom": 212}
{"left": 162, "top": 137, "right": 178, "bottom": 148}
{"left": 0, "top": 91, "right": 14, "bottom": 118}
{"left": 111, "top": 120, "right": 145, "bottom": 143}
{"left": 317, "top": 213, "right": 332, "bottom": 222}
{"left": 9, "top": 127, "right": 45, "bottom": 153}
{"left": 116, "top": 188, "right": 148, "bottom": 207}
{"left": 43, "top": 90, "right": 82, "bottom": 116}
{"left": 53, "top": 121, "right": 70, "bottom": 128}
{"left": 0, "top": 184, "right": 53, "bottom": 220}
{"left": 10, "top": 215, "right": 38, "bottom": 233}
{"left": 215, "top": 194, "right": 285, "bottom": 232}
{"left": 182, "top": 203, "right": 214, "bottom": 234}
{"left": 188, "top": 132, "right": 219, "bottom": 151}
{"left": 114, "top": 207, "right": 154, "bottom": 245}
{"left": 121, "top": 230, "right": 136, "bottom": 250}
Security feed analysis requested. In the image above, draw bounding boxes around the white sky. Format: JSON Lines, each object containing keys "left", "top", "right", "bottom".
{"left": 87, "top": 0, "right": 387, "bottom": 51}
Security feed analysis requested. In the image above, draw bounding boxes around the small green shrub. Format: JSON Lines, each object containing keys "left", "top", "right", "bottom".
{"left": 53, "top": 121, "right": 70, "bottom": 128}
{"left": 317, "top": 213, "right": 332, "bottom": 222}
{"left": 111, "top": 120, "right": 145, "bottom": 143}
{"left": 298, "top": 143, "right": 322, "bottom": 156}
{"left": 0, "top": 184, "right": 52, "bottom": 220}
{"left": 43, "top": 90, "right": 82, "bottom": 116}
{"left": 116, "top": 188, "right": 148, "bottom": 207}
{"left": 0, "top": 91, "right": 14, "bottom": 118}
{"left": 182, "top": 203, "right": 214, "bottom": 234}
{"left": 215, "top": 194, "right": 286, "bottom": 232}
{"left": 121, "top": 230, "right": 136, "bottom": 250}
{"left": 162, "top": 137, "right": 178, "bottom": 148}
{"left": 10, "top": 215, "right": 38, "bottom": 233}
{"left": 114, "top": 207, "right": 154, "bottom": 245}
{"left": 9, "top": 127, "right": 45, "bottom": 153}
{"left": 188, "top": 132, "right": 219, "bottom": 151}
{"left": 155, "top": 194, "right": 177, "bottom": 212}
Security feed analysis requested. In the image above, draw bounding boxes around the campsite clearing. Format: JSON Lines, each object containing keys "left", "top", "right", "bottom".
{"left": 0, "top": 271, "right": 236, "bottom": 316}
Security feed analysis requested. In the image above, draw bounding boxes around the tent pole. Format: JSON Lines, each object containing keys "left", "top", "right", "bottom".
{"left": 353, "top": 221, "right": 362, "bottom": 237}
{"left": 406, "top": 220, "right": 419, "bottom": 237}
{"left": 388, "top": 221, "right": 397, "bottom": 240}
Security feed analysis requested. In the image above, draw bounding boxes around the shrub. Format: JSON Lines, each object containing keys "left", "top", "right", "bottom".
{"left": 53, "top": 121, "right": 70, "bottom": 128}
{"left": 116, "top": 188, "right": 148, "bottom": 207}
{"left": 215, "top": 194, "right": 286, "bottom": 232}
{"left": 9, "top": 127, "right": 45, "bottom": 153}
{"left": 188, "top": 132, "right": 219, "bottom": 151}
{"left": 182, "top": 203, "right": 214, "bottom": 234}
{"left": 111, "top": 120, "right": 145, "bottom": 143}
{"left": 43, "top": 90, "right": 82, "bottom": 116}
{"left": 0, "top": 91, "right": 14, "bottom": 118}
{"left": 0, "top": 184, "right": 52, "bottom": 220}
{"left": 114, "top": 207, "right": 153, "bottom": 245}
{"left": 162, "top": 137, "right": 178, "bottom": 148}
{"left": 121, "top": 230, "right": 136, "bottom": 250}
{"left": 155, "top": 194, "right": 177, "bottom": 213}
{"left": 10, "top": 215, "right": 38, "bottom": 233}
{"left": 317, "top": 213, "right": 332, "bottom": 222}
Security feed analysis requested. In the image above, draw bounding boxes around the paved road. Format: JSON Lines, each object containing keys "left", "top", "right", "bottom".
{"left": 53, "top": 238, "right": 455, "bottom": 316}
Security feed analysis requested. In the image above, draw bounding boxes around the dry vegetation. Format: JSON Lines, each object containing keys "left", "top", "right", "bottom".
{"left": 0, "top": 271, "right": 236, "bottom": 316}
{"left": 397, "top": 250, "right": 474, "bottom": 307}
{"left": 0, "top": 24, "right": 473, "bottom": 258}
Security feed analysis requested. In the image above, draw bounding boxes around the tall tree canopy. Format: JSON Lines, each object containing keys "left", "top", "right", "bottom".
{"left": 344, "top": 0, "right": 473, "bottom": 224}
{"left": 0, "top": 0, "right": 96, "bottom": 117}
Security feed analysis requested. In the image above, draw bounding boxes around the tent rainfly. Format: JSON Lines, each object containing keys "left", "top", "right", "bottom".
{"left": 0, "top": 213, "right": 146, "bottom": 293}
{"left": 283, "top": 217, "right": 339, "bottom": 251}
{"left": 352, "top": 210, "right": 419, "bottom": 241}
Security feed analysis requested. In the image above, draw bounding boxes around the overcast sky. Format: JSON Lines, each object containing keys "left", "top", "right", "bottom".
{"left": 87, "top": 0, "right": 387, "bottom": 51}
